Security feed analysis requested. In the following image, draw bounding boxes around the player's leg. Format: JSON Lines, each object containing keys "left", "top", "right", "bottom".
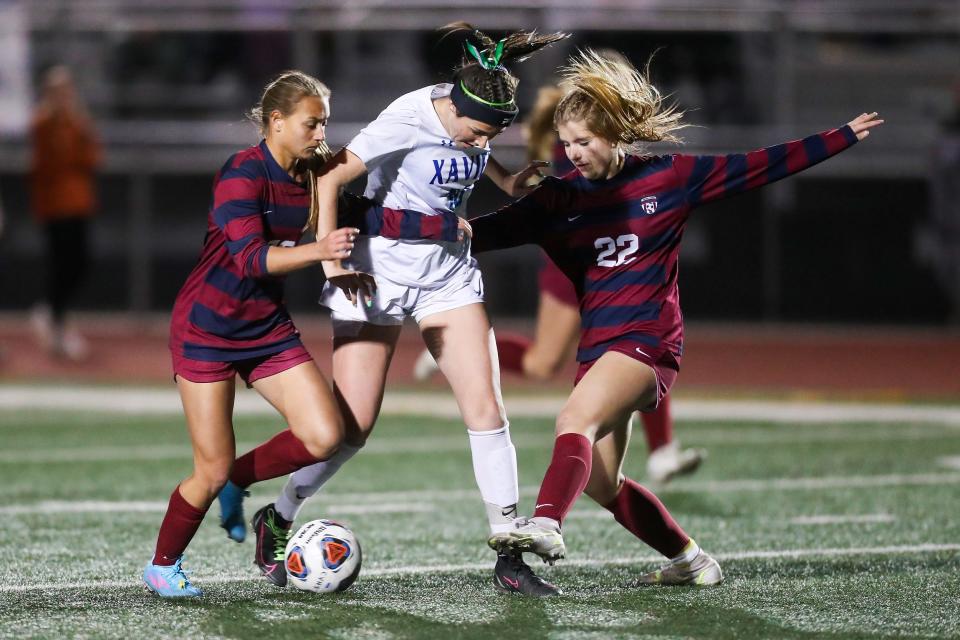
{"left": 500, "top": 352, "right": 655, "bottom": 562}
{"left": 516, "top": 291, "right": 580, "bottom": 380}
{"left": 642, "top": 395, "right": 705, "bottom": 484}
{"left": 254, "top": 324, "right": 399, "bottom": 585}
{"left": 419, "top": 302, "right": 559, "bottom": 596}
{"left": 144, "top": 376, "right": 236, "bottom": 597}
{"left": 419, "top": 303, "right": 518, "bottom": 534}
{"left": 416, "top": 280, "right": 580, "bottom": 383}
{"left": 275, "top": 322, "right": 400, "bottom": 520}
{"left": 584, "top": 421, "right": 721, "bottom": 585}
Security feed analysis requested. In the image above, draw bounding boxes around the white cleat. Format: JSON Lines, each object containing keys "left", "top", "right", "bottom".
{"left": 646, "top": 440, "right": 705, "bottom": 485}
{"left": 412, "top": 348, "right": 440, "bottom": 381}
{"left": 635, "top": 550, "right": 723, "bottom": 587}
{"left": 489, "top": 517, "right": 566, "bottom": 565}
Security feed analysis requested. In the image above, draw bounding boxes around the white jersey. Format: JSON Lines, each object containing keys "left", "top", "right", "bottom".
{"left": 349, "top": 83, "right": 490, "bottom": 217}
{"left": 333, "top": 84, "right": 490, "bottom": 290}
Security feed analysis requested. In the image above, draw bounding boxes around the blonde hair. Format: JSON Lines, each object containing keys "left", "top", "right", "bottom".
{"left": 555, "top": 49, "right": 686, "bottom": 155}
{"left": 525, "top": 85, "right": 563, "bottom": 163}
{"left": 248, "top": 70, "right": 333, "bottom": 234}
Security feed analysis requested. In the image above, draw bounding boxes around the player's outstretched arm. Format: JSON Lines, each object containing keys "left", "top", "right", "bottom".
{"left": 847, "top": 112, "right": 884, "bottom": 140}
{"left": 678, "top": 113, "right": 883, "bottom": 208}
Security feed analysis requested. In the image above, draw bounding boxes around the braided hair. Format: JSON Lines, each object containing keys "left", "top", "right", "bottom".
{"left": 440, "top": 23, "right": 568, "bottom": 115}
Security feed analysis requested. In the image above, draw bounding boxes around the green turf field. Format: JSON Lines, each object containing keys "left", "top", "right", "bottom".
{"left": 1, "top": 399, "right": 959, "bottom": 639}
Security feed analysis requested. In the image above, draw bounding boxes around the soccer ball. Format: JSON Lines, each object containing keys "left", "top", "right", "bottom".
{"left": 284, "top": 519, "right": 362, "bottom": 593}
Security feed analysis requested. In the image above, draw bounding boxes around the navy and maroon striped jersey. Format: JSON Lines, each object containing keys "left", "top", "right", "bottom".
{"left": 170, "top": 141, "right": 310, "bottom": 362}
{"left": 371, "top": 124, "right": 859, "bottom": 364}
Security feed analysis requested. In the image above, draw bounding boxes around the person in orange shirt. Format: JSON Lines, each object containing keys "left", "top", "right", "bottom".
{"left": 29, "top": 65, "right": 102, "bottom": 360}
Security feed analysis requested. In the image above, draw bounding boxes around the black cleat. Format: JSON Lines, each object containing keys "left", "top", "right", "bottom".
{"left": 251, "top": 503, "right": 293, "bottom": 587}
{"left": 493, "top": 552, "right": 562, "bottom": 597}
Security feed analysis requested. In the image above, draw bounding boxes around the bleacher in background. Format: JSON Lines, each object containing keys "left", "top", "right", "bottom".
{"left": 0, "top": 0, "right": 957, "bottom": 322}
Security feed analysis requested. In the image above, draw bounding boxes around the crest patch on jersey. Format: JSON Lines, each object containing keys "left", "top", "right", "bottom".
{"left": 640, "top": 196, "right": 658, "bottom": 215}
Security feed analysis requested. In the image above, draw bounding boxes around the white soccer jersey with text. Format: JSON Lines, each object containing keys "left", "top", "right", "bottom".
{"left": 322, "top": 84, "right": 490, "bottom": 303}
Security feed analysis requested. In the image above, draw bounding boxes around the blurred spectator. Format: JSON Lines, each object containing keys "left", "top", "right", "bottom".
{"left": 29, "top": 65, "right": 102, "bottom": 360}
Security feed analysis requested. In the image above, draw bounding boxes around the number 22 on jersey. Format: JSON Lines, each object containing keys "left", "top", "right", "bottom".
{"left": 595, "top": 234, "right": 639, "bottom": 267}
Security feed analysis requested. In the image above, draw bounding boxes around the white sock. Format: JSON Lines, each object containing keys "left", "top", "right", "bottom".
{"left": 274, "top": 442, "right": 363, "bottom": 522}
{"left": 467, "top": 423, "right": 519, "bottom": 535}
{"left": 671, "top": 538, "right": 701, "bottom": 565}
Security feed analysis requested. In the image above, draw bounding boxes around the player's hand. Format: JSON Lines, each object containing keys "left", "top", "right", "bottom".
{"left": 316, "top": 227, "right": 358, "bottom": 261}
{"left": 326, "top": 267, "right": 377, "bottom": 307}
{"left": 502, "top": 160, "right": 549, "bottom": 197}
{"left": 847, "top": 112, "right": 884, "bottom": 140}
{"left": 457, "top": 217, "right": 473, "bottom": 242}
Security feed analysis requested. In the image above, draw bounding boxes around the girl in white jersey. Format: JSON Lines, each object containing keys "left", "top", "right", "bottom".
{"left": 241, "top": 25, "right": 569, "bottom": 596}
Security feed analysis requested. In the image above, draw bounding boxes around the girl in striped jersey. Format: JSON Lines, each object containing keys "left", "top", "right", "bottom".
{"left": 414, "top": 79, "right": 705, "bottom": 486}
{"left": 143, "top": 71, "right": 360, "bottom": 597}
{"left": 247, "top": 24, "right": 569, "bottom": 597}
{"left": 370, "top": 50, "right": 883, "bottom": 587}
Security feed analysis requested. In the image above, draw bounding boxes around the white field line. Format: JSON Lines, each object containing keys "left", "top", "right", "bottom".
{"left": 326, "top": 472, "right": 960, "bottom": 503}
{"left": 2, "top": 472, "right": 958, "bottom": 517}
{"left": 0, "top": 500, "right": 433, "bottom": 516}
{"left": 789, "top": 513, "right": 896, "bottom": 525}
{"left": 938, "top": 456, "right": 960, "bottom": 470}
{"left": 4, "top": 425, "right": 958, "bottom": 465}
{"left": 2, "top": 543, "right": 958, "bottom": 594}
{"left": 1, "top": 386, "right": 959, "bottom": 425}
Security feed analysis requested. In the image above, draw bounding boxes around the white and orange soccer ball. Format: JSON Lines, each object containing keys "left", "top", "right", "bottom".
{"left": 284, "top": 519, "right": 362, "bottom": 593}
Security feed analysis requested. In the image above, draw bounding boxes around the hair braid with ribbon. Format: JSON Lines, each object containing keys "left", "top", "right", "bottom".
{"left": 438, "top": 22, "right": 568, "bottom": 126}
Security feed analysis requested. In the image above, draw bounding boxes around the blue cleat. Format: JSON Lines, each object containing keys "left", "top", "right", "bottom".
{"left": 143, "top": 556, "right": 202, "bottom": 598}
{"left": 218, "top": 480, "right": 249, "bottom": 542}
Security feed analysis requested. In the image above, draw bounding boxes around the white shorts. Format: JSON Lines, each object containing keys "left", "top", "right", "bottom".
{"left": 319, "top": 236, "right": 485, "bottom": 326}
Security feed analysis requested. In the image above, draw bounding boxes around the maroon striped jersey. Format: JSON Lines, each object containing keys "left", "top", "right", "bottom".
{"left": 466, "top": 125, "right": 860, "bottom": 362}
{"left": 170, "top": 141, "right": 309, "bottom": 361}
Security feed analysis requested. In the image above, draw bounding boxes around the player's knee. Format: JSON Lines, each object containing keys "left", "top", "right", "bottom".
{"left": 193, "top": 459, "right": 233, "bottom": 495}
{"left": 555, "top": 408, "right": 599, "bottom": 440}
{"left": 463, "top": 400, "right": 507, "bottom": 431}
{"left": 294, "top": 418, "right": 345, "bottom": 461}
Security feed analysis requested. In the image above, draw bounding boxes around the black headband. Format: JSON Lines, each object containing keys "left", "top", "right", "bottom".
{"left": 450, "top": 80, "right": 518, "bottom": 128}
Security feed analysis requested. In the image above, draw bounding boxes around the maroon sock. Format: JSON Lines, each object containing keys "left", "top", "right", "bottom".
{"left": 532, "top": 433, "right": 593, "bottom": 525}
{"left": 152, "top": 485, "right": 207, "bottom": 565}
{"left": 603, "top": 477, "right": 689, "bottom": 558}
{"left": 641, "top": 394, "right": 673, "bottom": 452}
{"left": 496, "top": 334, "right": 532, "bottom": 374}
{"left": 229, "top": 429, "right": 324, "bottom": 489}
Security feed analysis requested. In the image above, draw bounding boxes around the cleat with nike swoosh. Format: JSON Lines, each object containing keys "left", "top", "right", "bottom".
{"left": 634, "top": 550, "right": 723, "bottom": 587}
{"left": 251, "top": 503, "right": 293, "bottom": 587}
{"left": 493, "top": 552, "right": 562, "bottom": 597}
{"left": 143, "top": 555, "right": 203, "bottom": 598}
{"left": 489, "top": 516, "right": 566, "bottom": 564}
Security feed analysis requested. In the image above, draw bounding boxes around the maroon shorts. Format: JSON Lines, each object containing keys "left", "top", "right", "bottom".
{"left": 538, "top": 253, "right": 578, "bottom": 308}
{"left": 574, "top": 339, "right": 680, "bottom": 411}
{"left": 171, "top": 344, "right": 313, "bottom": 386}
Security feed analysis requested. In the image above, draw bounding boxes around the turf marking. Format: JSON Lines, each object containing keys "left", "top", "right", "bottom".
{"left": 788, "top": 513, "right": 896, "bottom": 525}
{"left": 1, "top": 386, "right": 959, "bottom": 425}
{"left": 0, "top": 500, "right": 432, "bottom": 516}
{"left": 5, "top": 426, "right": 956, "bottom": 465}
{"left": 2, "top": 543, "right": 958, "bottom": 594}
{"left": 937, "top": 456, "right": 960, "bottom": 470}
